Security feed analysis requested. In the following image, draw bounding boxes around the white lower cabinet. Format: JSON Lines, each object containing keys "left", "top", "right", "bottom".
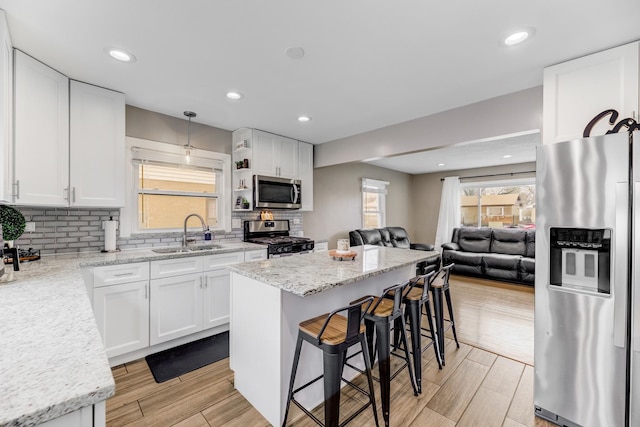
{"left": 149, "top": 252, "right": 244, "bottom": 346}
{"left": 244, "top": 249, "right": 268, "bottom": 261}
{"left": 150, "top": 272, "right": 203, "bottom": 345}
{"left": 39, "top": 401, "right": 105, "bottom": 427}
{"left": 92, "top": 262, "right": 150, "bottom": 359}
{"left": 91, "top": 249, "right": 261, "bottom": 362}
{"left": 203, "top": 267, "right": 231, "bottom": 329}
{"left": 94, "top": 281, "right": 149, "bottom": 358}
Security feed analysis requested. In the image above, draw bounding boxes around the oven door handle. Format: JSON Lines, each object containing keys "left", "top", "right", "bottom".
{"left": 292, "top": 184, "right": 300, "bottom": 204}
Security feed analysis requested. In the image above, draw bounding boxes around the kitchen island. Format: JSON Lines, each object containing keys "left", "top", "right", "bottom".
{"left": 228, "top": 245, "right": 440, "bottom": 426}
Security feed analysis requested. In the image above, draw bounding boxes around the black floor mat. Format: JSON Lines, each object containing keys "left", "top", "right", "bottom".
{"left": 145, "top": 331, "right": 229, "bottom": 383}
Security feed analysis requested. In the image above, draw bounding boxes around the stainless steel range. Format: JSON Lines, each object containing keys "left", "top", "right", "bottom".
{"left": 243, "top": 220, "right": 314, "bottom": 258}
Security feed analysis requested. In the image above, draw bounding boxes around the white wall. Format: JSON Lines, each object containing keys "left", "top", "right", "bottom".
{"left": 314, "top": 86, "right": 542, "bottom": 167}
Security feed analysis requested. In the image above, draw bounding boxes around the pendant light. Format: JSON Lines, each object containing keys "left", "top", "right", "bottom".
{"left": 184, "top": 111, "right": 196, "bottom": 164}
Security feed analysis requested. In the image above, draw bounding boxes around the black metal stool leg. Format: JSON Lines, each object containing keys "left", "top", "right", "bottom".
{"left": 431, "top": 287, "right": 445, "bottom": 365}
{"left": 444, "top": 287, "right": 460, "bottom": 348}
{"left": 406, "top": 300, "right": 423, "bottom": 393}
{"left": 359, "top": 334, "right": 380, "bottom": 427}
{"left": 282, "top": 336, "right": 304, "bottom": 427}
{"left": 365, "top": 319, "right": 375, "bottom": 364}
{"left": 323, "top": 350, "right": 346, "bottom": 427}
{"left": 398, "top": 311, "right": 418, "bottom": 396}
{"left": 423, "top": 299, "right": 442, "bottom": 369}
{"left": 375, "top": 321, "right": 391, "bottom": 427}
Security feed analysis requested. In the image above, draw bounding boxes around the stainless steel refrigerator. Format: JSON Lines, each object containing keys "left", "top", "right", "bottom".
{"left": 535, "top": 131, "right": 640, "bottom": 427}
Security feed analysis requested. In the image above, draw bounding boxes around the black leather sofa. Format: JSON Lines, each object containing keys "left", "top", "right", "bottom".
{"left": 349, "top": 226, "right": 441, "bottom": 275}
{"left": 441, "top": 227, "right": 535, "bottom": 285}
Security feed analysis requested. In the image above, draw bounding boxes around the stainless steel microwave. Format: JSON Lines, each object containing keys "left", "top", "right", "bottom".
{"left": 254, "top": 175, "right": 301, "bottom": 209}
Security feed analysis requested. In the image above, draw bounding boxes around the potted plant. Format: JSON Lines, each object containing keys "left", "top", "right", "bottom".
{"left": 241, "top": 198, "right": 250, "bottom": 209}
{"left": 0, "top": 205, "right": 26, "bottom": 247}
{"left": 236, "top": 160, "right": 244, "bottom": 169}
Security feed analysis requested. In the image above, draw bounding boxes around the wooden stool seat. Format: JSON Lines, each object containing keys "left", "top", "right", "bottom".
{"left": 360, "top": 296, "right": 395, "bottom": 317}
{"left": 300, "top": 314, "right": 365, "bottom": 346}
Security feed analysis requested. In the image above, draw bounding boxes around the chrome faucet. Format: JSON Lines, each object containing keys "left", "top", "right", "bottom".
{"left": 183, "top": 213, "right": 208, "bottom": 247}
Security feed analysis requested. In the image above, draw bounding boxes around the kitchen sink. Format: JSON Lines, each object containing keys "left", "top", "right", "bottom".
{"left": 152, "top": 244, "right": 222, "bottom": 254}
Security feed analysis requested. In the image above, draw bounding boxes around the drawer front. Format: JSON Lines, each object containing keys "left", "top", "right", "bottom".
{"left": 151, "top": 257, "right": 204, "bottom": 279}
{"left": 244, "top": 249, "right": 268, "bottom": 262}
{"left": 202, "top": 252, "right": 244, "bottom": 270}
{"left": 94, "top": 262, "right": 150, "bottom": 287}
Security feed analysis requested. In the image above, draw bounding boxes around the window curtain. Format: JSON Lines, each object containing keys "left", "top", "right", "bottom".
{"left": 434, "top": 176, "right": 461, "bottom": 250}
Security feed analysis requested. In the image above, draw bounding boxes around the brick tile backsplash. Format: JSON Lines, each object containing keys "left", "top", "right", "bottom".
{"left": 11, "top": 207, "right": 303, "bottom": 255}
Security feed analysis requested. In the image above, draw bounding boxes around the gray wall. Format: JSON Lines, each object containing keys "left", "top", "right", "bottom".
{"left": 411, "top": 162, "right": 536, "bottom": 245}
{"left": 314, "top": 86, "right": 542, "bottom": 167}
{"left": 126, "top": 105, "right": 232, "bottom": 153}
{"left": 302, "top": 162, "right": 413, "bottom": 248}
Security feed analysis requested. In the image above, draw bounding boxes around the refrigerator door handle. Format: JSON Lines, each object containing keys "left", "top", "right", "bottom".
{"left": 614, "top": 181, "right": 629, "bottom": 349}
{"left": 634, "top": 182, "right": 640, "bottom": 353}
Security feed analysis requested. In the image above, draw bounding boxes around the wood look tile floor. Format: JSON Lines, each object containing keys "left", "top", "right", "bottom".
{"left": 106, "top": 275, "right": 554, "bottom": 427}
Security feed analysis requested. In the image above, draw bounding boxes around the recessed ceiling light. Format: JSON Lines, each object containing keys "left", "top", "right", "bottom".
{"left": 503, "top": 154, "right": 513, "bottom": 158}
{"left": 285, "top": 47, "right": 305, "bottom": 59}
{"left": 298, "top": 115, "right": 311, "bottom": 123}
{"left": 106, "top": 48, "right": 136, "bottom": 63}
{"left": 502, "top": 28, "right": 535, "bottom": 46}
{"left": 438, "top": 163, "right": 445, "bottom": 167}
{"left": 226, "top": 91, "right": 243, "bottom": 100}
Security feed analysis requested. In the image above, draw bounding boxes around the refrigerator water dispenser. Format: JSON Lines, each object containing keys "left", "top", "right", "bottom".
{"left": 549, "top": 227, "right": 611, "bottom": 294}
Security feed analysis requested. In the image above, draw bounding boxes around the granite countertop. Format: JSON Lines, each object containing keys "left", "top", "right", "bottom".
{"left": 0, "top": 241, "right": 264, "bottom": 427}
{"left": 228, "top": 245, "right": 440, "bottom": 297}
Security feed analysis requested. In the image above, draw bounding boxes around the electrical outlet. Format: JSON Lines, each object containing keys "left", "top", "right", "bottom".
{"left": 25, "top": 222, "right": 36, "bottom": 232}
{"left": 293, "top": 218, "right": 301, "bottom": 225}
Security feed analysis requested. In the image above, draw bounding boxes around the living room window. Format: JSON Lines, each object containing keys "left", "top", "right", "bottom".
{"left": 120, "top": 137, "right": 231, "bottom": 236}
{"left": 362, "top": 178, "right": 389, "bottom": 229}
{"left": 460, "top": 179, "right": 535, "bottom": 229}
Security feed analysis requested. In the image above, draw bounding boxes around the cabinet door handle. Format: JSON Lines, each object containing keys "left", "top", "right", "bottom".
{"left": 13, "top": 180, "right": 19, "bottom": 199}
{"left": 144, "top": 284, "right": 148, "bottom": 299}
{"left": 114, "top": 272, "right": 134, "bottom": 277}
{"left": 204, "top": 276, "right": 208, "bottom": 288}
{"left": 72, "top": 187, "right": 76, "bottom": 203}
{"left": 200, "top": 276, "right": 203, "bottom": 288}
{"left": 64, "top": 187, "right": 70, "bottom": 202}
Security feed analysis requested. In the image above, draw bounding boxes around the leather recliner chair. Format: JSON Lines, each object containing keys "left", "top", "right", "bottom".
{"left": 349, "top": 226, "right": 441, "bottom": 275}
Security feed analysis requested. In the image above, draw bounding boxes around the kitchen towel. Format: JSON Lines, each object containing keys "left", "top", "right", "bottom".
{"left": 103, "top": 218, "right": 118, "bottom": 252}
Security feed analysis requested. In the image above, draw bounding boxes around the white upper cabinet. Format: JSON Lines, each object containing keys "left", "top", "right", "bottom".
{"left": 13, "top": 50, "right": 126, "bottom": 207}
{"left": 253, "top": 129, "right": 298, "bottom": 178}
{"left": 298, "top": 141, "right": 313, "bottom": 211}
{"left": 232, "top": 128, "right": 314, "bottom": 211}
{"left": 70, "top": 80, "right": 125, "bottom": 207}
{"left": 0, "top": 11, "right": 12, "bottom": 203}
{"left": 543, "top": 41, "right": 639, "bottom": 145}
{"left": 14, "top": 50, "right": 69, "bottom": 206}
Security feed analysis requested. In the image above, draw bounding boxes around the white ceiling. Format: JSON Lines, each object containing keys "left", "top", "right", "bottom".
{"left": 1, "top": 0, "right": 639, "bottom": 172}
{"left": 367, "top": 131, "right": 540, "bottom": 174}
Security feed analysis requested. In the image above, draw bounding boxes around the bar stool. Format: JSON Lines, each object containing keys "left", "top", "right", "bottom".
{"left": 282, "top": 298, "right": 380, "bottom": 427}
{"left": 400, "top": 271, "right": 441, "bottom": 393}
{"left": 351, "top": 281, "right": 419, "bottom": 427}
{"left": 430, "top": 263, "right": 459, "bottom": 365}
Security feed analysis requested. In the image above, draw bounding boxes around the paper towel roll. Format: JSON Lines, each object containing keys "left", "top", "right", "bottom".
{"left": 103, "top": 218, "right": 118, "bottom": 252}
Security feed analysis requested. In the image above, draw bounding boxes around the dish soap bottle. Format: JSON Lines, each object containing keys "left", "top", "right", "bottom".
{"left": 204, "top": 227, "right": 212, "bottom": 241}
